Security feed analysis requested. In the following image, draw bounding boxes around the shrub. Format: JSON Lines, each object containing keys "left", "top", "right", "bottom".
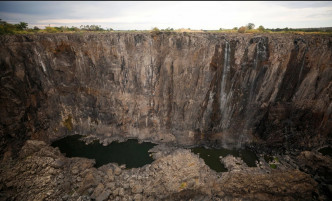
{"left": 151, "top": 27, "right": 160, "bottom": 32}
{"left": 68, "top": 26, "right": 80, "bottom": 32}
{"left": 164, "top": 27, "right": 174, "bottom": 32}
{"left": 0, "top": 22, "right": 16, "bottom": 34}
{"left": 80, "top": 25, "right": 104, "bottom": 31}
{"left": 238, "top": 26, "right": 246, "bottom": 33}
{"left": 151, "top": 27, "right": 160, "bottom": 34}
{"left": 0, "top": 20, "right": 30, "bottom": 34}
{"left": 258, "top": 25, "right": 265, "bottom": 32}
{"left": 45, "top": 26, "right": 58, "bottom": 33}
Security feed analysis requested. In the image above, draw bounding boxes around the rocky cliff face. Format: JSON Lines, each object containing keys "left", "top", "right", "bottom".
{"left": 1, "top": 32, "right": 331, "bottom": 155}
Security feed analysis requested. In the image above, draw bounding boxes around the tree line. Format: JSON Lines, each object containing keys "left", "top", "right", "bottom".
{"left": 1, "top": 20, "right": 331, "bottom": 35}
{"left": 0, "top": 20, "right": 113, "bottom": 35}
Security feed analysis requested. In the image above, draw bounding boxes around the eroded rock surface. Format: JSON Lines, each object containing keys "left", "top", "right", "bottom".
{"left": 1, "top": 33, "right": 331, "bottom": 156}
{"left": 0, "top": 32, "right": 331, "bottom": 200}
{"left": 0, "top": 140, "right": 319, "bottom": 201}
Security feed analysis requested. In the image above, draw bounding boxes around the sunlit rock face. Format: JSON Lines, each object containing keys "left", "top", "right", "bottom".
{"left": 0, "top": 32, "right": 331, "bottom": 154}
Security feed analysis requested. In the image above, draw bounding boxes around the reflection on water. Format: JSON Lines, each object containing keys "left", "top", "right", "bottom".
{"left": 51, "top": 135, "right": 156, "bottom": 168}
{"left": 191, "top": 147, "right": 258, "bottom": 172}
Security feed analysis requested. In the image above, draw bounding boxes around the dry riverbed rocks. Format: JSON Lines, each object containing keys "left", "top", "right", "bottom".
{"left": 0, "top": 140, "right": 320, "bottom": 200}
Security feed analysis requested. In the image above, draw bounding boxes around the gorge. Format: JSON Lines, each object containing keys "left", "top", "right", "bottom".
{"left": 0, "top": 32, "right": 331, "bottom": 200}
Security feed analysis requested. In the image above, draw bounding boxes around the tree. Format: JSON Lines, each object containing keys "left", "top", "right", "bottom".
{"left": 164, "top": 27, "right": 174, "bottom": 32}
{"left": 0, "top": 20, "right": 16, "bottom": 34}
{"left": 233, "top": 27, "right": 238, "bottom": 30}
{"left": 246, "top": 23, "right": 255, "bottom": 30}
{"left": 33, "top": 26, "right": 40, "bottom": 30}
{"left": 71, "top": 26, "right": 80, "bottom": 31}
{"left": 80, "top": 25, "right": 104, "bottom": 31}
{"left": 15, "top": 22, "right": 28, "bottom": 30}
{"left": 0, "top": 19, "right": 6, "bottom": 25}
{"left": 258, "top": 25, "right": 265, "bottom": 32}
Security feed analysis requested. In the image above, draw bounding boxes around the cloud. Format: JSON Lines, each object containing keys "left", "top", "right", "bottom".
{"left": 269, "top": 1, "right": 332, "bottom": 9}
{"left": 0, "top": 1, "right": 331, "bottom": 29}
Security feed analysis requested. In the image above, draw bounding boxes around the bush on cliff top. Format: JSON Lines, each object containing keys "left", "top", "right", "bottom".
{"left": 1, "top": 19, "right": 332, "bottom": 35}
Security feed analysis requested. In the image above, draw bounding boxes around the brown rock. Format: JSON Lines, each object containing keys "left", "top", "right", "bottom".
{"left": 91, "top": 183, "right": 105, "bottom": 199}
{"left": 1, "top": 33, "right": 331, "bottom": 155}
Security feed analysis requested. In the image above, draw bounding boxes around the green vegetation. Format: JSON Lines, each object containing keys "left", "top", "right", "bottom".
{"left": 161, "top": 27, "right": 174, "bottom": 32}
{"left": 269, "top": 164, "right": 277, "bottom": 169}
{"left": 264, "top": 154, "right": 280, "bottom": 169}
{"left": 1, "top": 19, "right": 331, "bottom": 35}
{"left": 246, "top": 22, "right": 255, "bottom": 30}
{"left": 264, "top": 155, "right": 274, "bottom": 163}
{"left": 179, "top": 182, "right": 187, "bottom": 189}
{"left": 258, "top": 25, "right": 265, "bottom": 32}
{"left": 1, "top": 19, "right": 27, "bottom": 34}
{"left": 63, "top": 115, "right": 73, "bottom": 131}
{"left": 0, "top": 19, "right": 113, "bottom": 35}
{"left": 80, "top": 25, "right": 106, "bottom": 31}
{"left": 150, "top": 27, "right": 161, "bottom": 34}
{"left": 16, "top": 22, "right": 28, "bottom": 30}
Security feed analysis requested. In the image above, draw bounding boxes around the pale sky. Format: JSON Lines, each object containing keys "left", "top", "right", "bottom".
{"left": 0, "top": 1, "right": 332, "bottom": 30}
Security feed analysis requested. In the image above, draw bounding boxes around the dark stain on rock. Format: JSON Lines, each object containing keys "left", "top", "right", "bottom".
{"left": 0, "top": 33, "right": 331, "bottom": 157}
{"left": 166, "top": 61, "right": 174, "bottom": 129}
{"left": 276, "top": 40, "right": 309, "bottom": 102}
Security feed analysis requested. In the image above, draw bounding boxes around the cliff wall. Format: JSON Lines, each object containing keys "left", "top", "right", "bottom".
{"left": 1, "top": 32, "right": 331, "bottom": 154}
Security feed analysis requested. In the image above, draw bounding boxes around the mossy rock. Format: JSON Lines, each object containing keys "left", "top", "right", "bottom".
{"left": 270, "top": 164, "right": 277, "bottom": 169}
{"left": 179, "top": 182, "right": 187, "bottom": 190}
{"left": 264, "top": 155, "right": 274, "bottom": 163}
{"left": 63, "top": 115, "right": 73, "bottom": 131}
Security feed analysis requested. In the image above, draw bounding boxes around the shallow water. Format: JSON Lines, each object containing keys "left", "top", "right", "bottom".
{"left": 191, "top": 147, "right": 258, "bottom": 172}
{"left": 51, "top": 135, "right": 156, "bottom": 168}
{"left": 318, "top": 147, "right": 332, "bottom": 158}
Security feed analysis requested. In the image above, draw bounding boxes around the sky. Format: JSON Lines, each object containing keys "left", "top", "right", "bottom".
{"left": 0, "top": 1, "right": 332, "bottom": 30}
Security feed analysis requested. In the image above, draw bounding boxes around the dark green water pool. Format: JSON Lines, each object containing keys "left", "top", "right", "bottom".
{"left": 318, "top": 147, "right": 332, "bottom": 158}
{"left": 191, "top": 147, "right": 258, "bottom": 172}
{"left": 51, "top": 135, "right": 156, "bottom": 168}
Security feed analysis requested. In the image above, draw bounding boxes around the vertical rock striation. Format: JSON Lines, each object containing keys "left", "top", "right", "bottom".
{"left": 0, "top": 32, "right": 331, "bottom": 155}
